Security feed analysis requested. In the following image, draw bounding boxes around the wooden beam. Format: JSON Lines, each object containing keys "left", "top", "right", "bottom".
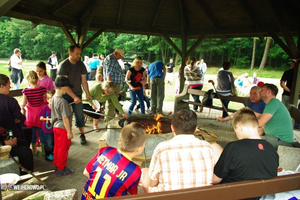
{"left": 79, "top": 1, "right": 97, "bottom": 46}
{"left": 60, "top": 23, "right": 76, "bottom": 45}
{"left": 151, "top": 0, "right": 163, "bottom": 28}
{"left": 116, "top": 0, "right": 124, "bottom": 25}
{"left": 195, "top": 0, "right": 222, "bottom": 30}
{"left": 240, "top": 0, "right": 260, "bottom": 28}
{"left": 186, "top": 35, "right": 206, "bottom": 56}
{"left": 82, "top": 28, "right": 105, "bottom": 49}
{"left": 0, "top": 0, "right": 20, "bottom": 17}
{"left": 162, "top": 33, "right": 182, "bottom": 57}
{"left": 258, "top": 35, "right": 264, "bottom": 43}
{"left": 110, "top": 174, "right": 300, "bottom": 200}
{"left": 50, "top": 0, "right": 75, "bottom": 15}
{"left": 268, "top": 32, "right": 292, "bottom": 57}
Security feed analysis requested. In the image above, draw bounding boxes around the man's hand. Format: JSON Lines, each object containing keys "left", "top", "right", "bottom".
{"left": 216, "top": 117, "right": 226, "bottom": 121}
{"left": 67, "top": 131, "right": 73, "bottom": 140}
{"left": 132, "top": 87, "right": 141, "bottom": 91}
{"left": 122, "top": 113, "right": 129, "bottom": 119}
{"left": 86, "top": 95, "right": 92, "bottom": 102}
{"left": 73, "top": 97, "right": 82, "bottom": 104}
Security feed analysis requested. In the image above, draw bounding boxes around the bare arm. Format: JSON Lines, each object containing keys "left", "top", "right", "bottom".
{"left": 258, "top": 113, "right": 273, "bottom": 135}
{"left": 81, "top": 74, "right": 91, "bottom": 101}
{"left": 212, "top": 174, "right": 223, "bottom": 184}
{"left": 280, "top": 80, "right": 290, "bottom": 92}
{"left": 21, "top": 94, "right": 27, "bottom": 114}
{"left": 125, "top": 70, "right": 134, "bottom": 89}
{"left": 62, "top": 116, "right": 73, "bottom": 139}
{"left": 148, "top": 173, "right": 159, "bottom": 187}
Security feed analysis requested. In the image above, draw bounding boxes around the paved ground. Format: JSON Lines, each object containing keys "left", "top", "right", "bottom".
{"left": 29, "top": 100, "right": 236, "bottom": 198}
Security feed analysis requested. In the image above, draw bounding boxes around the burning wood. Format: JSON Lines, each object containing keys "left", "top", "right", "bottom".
{"left": 145, "top": 114, "right": 163, "bottom": 134}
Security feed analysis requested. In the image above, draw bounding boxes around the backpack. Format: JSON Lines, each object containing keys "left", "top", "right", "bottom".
{"left": 202, "top": 89, "right": 215, "bottom": 106}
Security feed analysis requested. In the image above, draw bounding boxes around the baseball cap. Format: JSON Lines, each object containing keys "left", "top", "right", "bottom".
{"left": 55, "top": 77, "right": 73, "bottom": 88}
{"left": 93, "top": 53, "right": 98, "bottom": 57}
{"left": 52, "top": 51, "right": 56, "bottom": 54}
{"left": 114, "top": 47, "right": 125, "bottom": 57}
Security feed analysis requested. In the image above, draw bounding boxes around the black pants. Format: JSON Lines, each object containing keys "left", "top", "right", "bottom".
{"left": 50, "top": 68, "right": 57, "bottom": 81}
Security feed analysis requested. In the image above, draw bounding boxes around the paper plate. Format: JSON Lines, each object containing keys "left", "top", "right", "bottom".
{"left": 0, "top": 173, "right": 20, "bottom": 186}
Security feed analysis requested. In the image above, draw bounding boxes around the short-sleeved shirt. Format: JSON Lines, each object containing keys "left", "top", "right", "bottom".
{"left": 37, "top": 75, "right": 55, "bottom": 91}
{"left": 103, "top": 54, "right": 124, "bottom": 84}
{"left": 263, "top": 98, "right": 293, "bottom": 143}
{"left": 58, "top": 58, "right": 87, "bottom": 96}
{"left": 148, "top": 135, "right": 214, "bottom": 192}
{"left": 82, "top": 147, "right": 141, "bottom": 199}
{"left": 147, "top": 61, "right": 165, "bottom": 81}
{"left": 214, "top": 139, "right": 278, "bottom": 183}
{"left": 10, "top": 54, "right": 22, "bottom": 70}
{"left": 51, "top": 95, "right": 72, "bottom": 129}
{"left": 280, "top": 68, "right": 300, "bottom": 98}
{"left": 22, "top": 86, "right": 46, "bottom": 107}
{"left": 38, "top": 105, "right": 53, "bottom": 134}
{"left": 247, "top": 100, "right": 266, "bottom": 114}
{"left": 216, "top": 70, "right": 233, "bottom": 96}
{"left": 129, "top": 67, "right": 145, "bottom": 88}
{"left": 89, "top": 58, "right": 100, "bottom": 70}
{"left": 166, "top": 63, "right": 175, "bottom": 73}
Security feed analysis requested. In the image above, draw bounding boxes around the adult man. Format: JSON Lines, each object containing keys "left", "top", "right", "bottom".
{"left": 102, "top": 47, "right": 125, "bottom": 122}
{"left": 99, "top": 54, "right": 105, "bottom": 66}
{"left": 213, "top": 108, "right": 278, "bottom": 187}
{"left": 199, "top": 59, "right": 207, "bottom": 82}
{"left": 217, "top": 86, "right": 266, "bottom": 121}
{"left": 48, "top": 51, "right": 59, "bottom": 81}
{"left": 88, "top": 53, "right": 100, "bottom": 80}
{"left": 147, "top": 61, "right": 166, "bottom": 114}
{"left": 166, "top": 58, "right": 175, "bottom": 84}
{"left": 141, "top": 108, "right": 215, "bottom": 193}
{"left": 58, "top": 44, "right": 91, "bottom": 145}
{"left": 280, "top": 59, "right": 300, "bottom": 109}
{"left": 10, "top": 48, "right": 23, "bottom": 89}
{"left": 258, "top": 83, "right": 293, "bottom": 149}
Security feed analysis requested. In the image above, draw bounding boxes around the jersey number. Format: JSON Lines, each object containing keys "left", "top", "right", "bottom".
{"left": 87, "top": 167, "right": 111, "bottom": 198}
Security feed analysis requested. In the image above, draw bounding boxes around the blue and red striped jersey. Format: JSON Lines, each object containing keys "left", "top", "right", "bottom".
{"left": 82, "top": 147, "right": 141, "bottom": 199}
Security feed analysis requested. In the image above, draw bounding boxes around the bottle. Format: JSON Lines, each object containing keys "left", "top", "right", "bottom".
{"left": 8, "top": 130, "right": 13, "bottom": 139}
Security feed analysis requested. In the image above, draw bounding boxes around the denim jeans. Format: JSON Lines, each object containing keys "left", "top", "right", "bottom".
{"left": 128, "top": 88, "right": 145, "bottom": 115}
{"left": 13, "top": 72, "right": 21, "bottom": 90}
{"left": 43, "top": 133, "right": 54, "bottom": 152}
{"left": 191, "top": 85, "right": 203, "bottom": 111}
{"left": 222, "top": 100, "right": 230, "bottom": 118}
{"left": 31, "top": 127, "right": 44, "bottom": 143}
{"left": 63, "top": 94, "right": 85, "bottom": 128}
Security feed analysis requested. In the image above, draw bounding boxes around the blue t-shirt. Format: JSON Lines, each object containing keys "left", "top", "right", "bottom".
{"left": 147, "top": 61, "right": 164, "bottom": 81}
{"left": 89, "top": 58, "right": 100, "bottom": 70}
{"left": 247, "top": 100, "right": 266, "bottom": 114}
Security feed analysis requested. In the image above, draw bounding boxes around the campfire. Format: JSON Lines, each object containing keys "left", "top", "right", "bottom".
{"left": 118, "top": 114, "right": 172, "bottom": 134}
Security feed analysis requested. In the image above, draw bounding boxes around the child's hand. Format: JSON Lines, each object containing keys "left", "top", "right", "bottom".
{"left": 67, "top": 132, "right": 73, "bottom": 140}
{"left": 40, "top": 116, "right": 44, "bottom": 121}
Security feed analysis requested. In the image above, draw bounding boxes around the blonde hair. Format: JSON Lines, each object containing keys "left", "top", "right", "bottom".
{"left": 232, "top": 107, "right": 258, "bottom": 129}
{"left": 118, "top": 122, "right": 146, "bottom": 152}
{"left": 26, "top": 70, "right": 38, "bottom": 85}
{"left": 101, "top": 81, "right": 115, "bottom": 93}
{"left": 46, "top": 90, "right": 55, "bottom": 100}
{"left": 131, "top": 56, "right": 143, "bottom": 68}
{"left": 96, "top": 67, "right": 103, "bottom": 81}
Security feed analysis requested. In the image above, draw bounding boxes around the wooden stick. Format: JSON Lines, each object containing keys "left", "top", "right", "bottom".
{"left": 19, "top": 170, "right": 55, "bottom": 182}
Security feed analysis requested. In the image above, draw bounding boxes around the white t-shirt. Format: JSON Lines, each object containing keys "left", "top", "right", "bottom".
{"left": 10, "top": 54, "right": 22, "bottom": 70}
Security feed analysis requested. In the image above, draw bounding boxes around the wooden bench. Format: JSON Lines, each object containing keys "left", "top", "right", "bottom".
{"left": 174, "top": 85, "right": 250, "bottom": 114}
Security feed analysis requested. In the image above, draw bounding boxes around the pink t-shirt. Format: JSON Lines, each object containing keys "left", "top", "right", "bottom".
{"left": 37, "top": 75, "right": 55, "bottom": 91}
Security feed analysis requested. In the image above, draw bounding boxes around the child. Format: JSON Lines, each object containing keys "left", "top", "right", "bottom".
{"left": 39, "top": 90, "right": 55, "bottom": 161}
{"left": 213, "top": 107, "right": 278, "bottom": 185}
{"left": 36, "top": 61, "right": 55, "bottom": 91}
{"left": 21, "top": 70, "right": 46, "bottom": 156}
{"left": 52, "top": 76, "right": 74, "bottom": 176}
{"left": 82, "top": 122, "right": 146, "bottom": 199}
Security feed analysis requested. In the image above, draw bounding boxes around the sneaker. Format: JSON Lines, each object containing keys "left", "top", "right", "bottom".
{"left": 56, "top": 167, "right": 74, "bottom": 177}
{"left": 80, "top": 134, "right": 87, "bottom": 145}
{"left": 45, "top": 154, "right": 54, "bottom": 161}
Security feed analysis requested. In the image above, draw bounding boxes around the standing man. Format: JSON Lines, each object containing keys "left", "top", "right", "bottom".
{"left": 10, "top": 48, "right": 23, "bottom": 90}
{"left": 280, "top": 59, "right": 300, "bottom": 109}
{"left": 103, "top": 47, "right": 125, "bottom": 122}
{"left": 99, "top": 54, "right": 105, "bottom": 66}
{"left": 166, "top": 58, "right": 175, "bottom": 85}
{"left": 58, "top": 44, "right": 91, "bottom": 145}
{"left": 147, "top": 61, "right": 166, "bottom": 114}
{"left": 48, "top": 51, "right": 59, "bottom": 81}
{"left": 88, "top": 53, "right": 100, "bottom": 81}
{"left": 199, "top": 59, "right": 207, "bottom": 82}
{"left": 258, "top": 83, "right": 293, "bottom": 149}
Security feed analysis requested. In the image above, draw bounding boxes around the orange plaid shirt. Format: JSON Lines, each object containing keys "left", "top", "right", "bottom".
{"left": 148, "top": 135, "right": 214, "bottom": 192}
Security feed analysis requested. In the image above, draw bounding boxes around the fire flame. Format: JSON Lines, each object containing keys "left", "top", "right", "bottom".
{"left": 145, "top": 114, "right": 163, "bottom": 134}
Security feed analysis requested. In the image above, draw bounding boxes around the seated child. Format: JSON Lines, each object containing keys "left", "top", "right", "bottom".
{"left": 213, "top": 107, "right": 278, "bottom": 185}
{"left": 82, "top": 122, "right": 146, "bottom": 199}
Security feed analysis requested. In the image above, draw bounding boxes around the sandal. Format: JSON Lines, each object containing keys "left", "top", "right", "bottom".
{"left": 93, "top": 126, "right": 99, "bottom": 132}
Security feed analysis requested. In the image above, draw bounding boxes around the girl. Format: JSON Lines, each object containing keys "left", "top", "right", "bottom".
{"left": 36, "top": 61, "right": 55, "bottom": 91}
{"left": 21, "top": 70, "right": 46, "bottom": 156}
{"left": 39, "top": 90, "right": 55, "bottom": 161}
{"left": 125, "top": 56, "right": 146, "bottom": 115}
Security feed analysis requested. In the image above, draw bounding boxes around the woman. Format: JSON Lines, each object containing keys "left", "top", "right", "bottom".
{"left": 184, "top": 57, "right": 203, "bottom": 112}
{"left": 83, "top": 72, "right": 128, "bottom": 130}
{"left": 216, "top": 61, "right": 235, "bottom": 118}
{"left": 125, "top": 56, "right": 146, "bottom": 115}
{"left": 0, "top": 74, "right": 33, "bottom": 174}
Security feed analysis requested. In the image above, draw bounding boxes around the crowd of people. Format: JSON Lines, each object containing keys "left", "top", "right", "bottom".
{"left": 3, "top": 46, "right": 298, "bottom": 198}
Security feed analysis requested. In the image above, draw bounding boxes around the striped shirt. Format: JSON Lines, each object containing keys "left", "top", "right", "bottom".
{"left": 22, "top": 86, "right": 46, "bottom": 107}
{"left": 148, "top": 135, "right": 214, "bottom": 192}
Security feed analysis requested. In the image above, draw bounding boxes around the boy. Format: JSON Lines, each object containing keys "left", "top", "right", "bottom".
{"left": 141, "top": 108, "right": 215, "bottom": 192}
{"left": 82, "top": 122, "right": 146, "bottom": 199}
{"left": 52, "top": 76, "right": 74, "bottom": 176}
{"left": 213, "top": 107, "right": 278, "bottom": 185}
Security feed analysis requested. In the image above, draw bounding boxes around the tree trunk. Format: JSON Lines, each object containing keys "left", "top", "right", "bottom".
{"left": 251, "top": 38, "right": 257, "bottom": 70}
{"left": 259, "top": 37, "right": 271, "bottom": 70}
